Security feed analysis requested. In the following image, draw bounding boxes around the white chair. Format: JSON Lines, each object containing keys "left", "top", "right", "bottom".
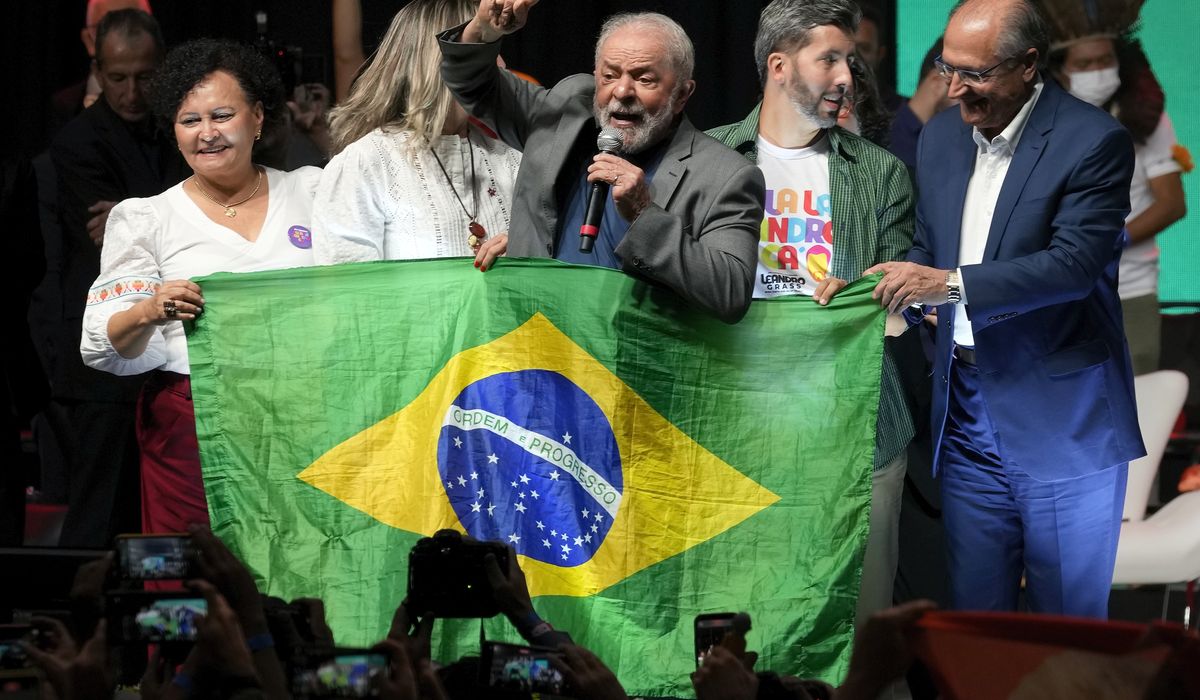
{"left": 1112, "top": 370, "right": 1199, "bottom": 628}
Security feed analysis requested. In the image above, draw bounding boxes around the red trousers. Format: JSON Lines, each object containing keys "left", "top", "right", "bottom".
{"left": 137, "top": 372, "right": 209, "bottom": 534}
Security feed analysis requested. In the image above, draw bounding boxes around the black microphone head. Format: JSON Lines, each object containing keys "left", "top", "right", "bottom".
{"left": 597, "top": 128, "right": 624, "bottom": 154}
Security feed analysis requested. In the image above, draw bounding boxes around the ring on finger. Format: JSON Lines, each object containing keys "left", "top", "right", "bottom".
{"left": 163, "top": 300, "right": 178, "bottom": 319}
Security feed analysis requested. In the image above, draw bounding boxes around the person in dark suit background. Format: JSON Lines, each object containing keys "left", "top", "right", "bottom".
{"left": 50, "top": 0, "right": 154, "bottom": 137}
{"left": 49, "top": 8, "right": 187, "bottom": 547}
{"left": 866, "top": 0, "right": 1143, "bottom": 617}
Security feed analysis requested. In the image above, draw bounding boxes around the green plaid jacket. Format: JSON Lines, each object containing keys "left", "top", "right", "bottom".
{"left": 708, "top": 103, "right": 916, "bottom": 469}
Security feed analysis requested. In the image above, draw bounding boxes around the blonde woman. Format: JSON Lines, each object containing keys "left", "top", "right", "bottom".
{"left": 313, "top": 0, "right": 521, "bottom": 266}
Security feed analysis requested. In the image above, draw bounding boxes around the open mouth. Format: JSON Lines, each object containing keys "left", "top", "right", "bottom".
{"left": 608, "top": 111, "right": 644, "bottom": 128}
{"left": 198, "top": 145, "right": 229, "bottom": 155}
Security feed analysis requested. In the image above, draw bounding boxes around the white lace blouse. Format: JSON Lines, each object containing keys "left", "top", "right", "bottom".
{"left": 312, "top": 123, "right": 521, "bottom": 263}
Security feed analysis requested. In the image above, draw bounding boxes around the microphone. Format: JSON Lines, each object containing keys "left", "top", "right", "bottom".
{"left": 579, "top": 128, "right": 624, "bottom": 253}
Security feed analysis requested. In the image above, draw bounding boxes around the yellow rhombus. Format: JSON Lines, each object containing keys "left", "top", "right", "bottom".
{"left": 298, "top": 313, "right": 779, "bottom": 597}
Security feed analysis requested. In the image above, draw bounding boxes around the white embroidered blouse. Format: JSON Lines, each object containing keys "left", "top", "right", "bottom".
{"left": 312, "top": 123, "right": 521, "bottom": 263}
{"left": 81, "top": 166, "right": 322, "bottom": 376}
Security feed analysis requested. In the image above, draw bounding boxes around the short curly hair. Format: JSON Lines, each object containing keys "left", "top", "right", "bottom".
{"left": 149, "top": 38, "right": 285, "bottom": 146}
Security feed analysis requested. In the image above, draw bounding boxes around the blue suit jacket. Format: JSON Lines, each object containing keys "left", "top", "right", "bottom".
{"left": 910, "top": 79, "right": 1145, "bottom": 480}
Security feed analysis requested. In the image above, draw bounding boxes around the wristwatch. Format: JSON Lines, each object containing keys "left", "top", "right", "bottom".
{"left": 946, "top": 270, "right": 962, "bottom": 304}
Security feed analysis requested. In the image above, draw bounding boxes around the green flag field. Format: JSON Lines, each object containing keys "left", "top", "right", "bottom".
{"left": 186, "top": 258, "right": 883, "bottom": 697}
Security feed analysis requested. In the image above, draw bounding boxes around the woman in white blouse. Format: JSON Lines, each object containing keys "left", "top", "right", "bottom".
{"left": 314, "top": 0, "right": 521, "bottom": 266}
{"left": 81, "top": 39, "right": 321, "bottom": 534}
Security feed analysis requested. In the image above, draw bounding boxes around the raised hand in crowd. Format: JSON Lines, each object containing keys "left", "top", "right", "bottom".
{"left": 376, "top": 602, "right": 447, "bottom": 700}
{"left": 553, "top": 644, "right": 629, "bottom": 700}
{"left": 23, "top": 619, "right": 114, "bottom": 700}
{"left": 691, "top": 630, "right": 759, "bottom": 700}
{"left": 167, "top": 579, "right": 263, "bottom": 699}
{"left": 463, "top": 0, "right": 541, "bottom": 43}
{"left": 485, "top": 545, "right": 574, "bottom": 647}
{"left": 189, "top": 524, "right": 289, "bottom": 699}
{"left": 836, "top": 599, "right": 937, "bottom": 700}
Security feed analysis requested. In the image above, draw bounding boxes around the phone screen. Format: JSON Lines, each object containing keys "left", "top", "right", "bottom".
{"left": 293, "top": 653, "right": 386, "bottom": 698}
{"left": 694, "top": 614, "right": 736, "bottom": 667}
{"left": 484, "top": 642, "right": 566, "bottom": 694}
{"left": 116, "top": 535, "right": 193, "bottom": 580}
{"left": 118, "top": 597, "right": 207, "bottom": 642}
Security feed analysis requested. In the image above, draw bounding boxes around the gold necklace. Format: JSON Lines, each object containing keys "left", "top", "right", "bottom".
{"left": 191, "top": 168, "right": 264, "bottom": 218}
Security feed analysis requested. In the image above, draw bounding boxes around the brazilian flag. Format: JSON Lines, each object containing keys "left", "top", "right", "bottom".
{"left": 187, "top": 258, "right": 882, "bottom": 697}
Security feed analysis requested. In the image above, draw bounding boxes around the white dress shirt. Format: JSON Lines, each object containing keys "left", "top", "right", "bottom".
{"left": 954, "top": 80, "right": 1044, "bottom": 348}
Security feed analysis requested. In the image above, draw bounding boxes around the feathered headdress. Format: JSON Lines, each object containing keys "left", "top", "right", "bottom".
{"left": 1039, "top": 0, "right": 1145, "bottom": 50}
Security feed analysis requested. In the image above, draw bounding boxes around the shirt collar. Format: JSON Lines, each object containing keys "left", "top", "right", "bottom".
{"left": 972, "top": 78, "right": 1043, "bottom": 155}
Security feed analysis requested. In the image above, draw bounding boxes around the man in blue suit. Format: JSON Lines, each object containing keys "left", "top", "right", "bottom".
{"left": 866, "top": 0, "right": 1144, "bottom": 617}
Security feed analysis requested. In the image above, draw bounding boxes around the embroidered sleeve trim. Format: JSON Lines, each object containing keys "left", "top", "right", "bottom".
{"left": 86, "top": 276, "right": 162, "bottom": 306}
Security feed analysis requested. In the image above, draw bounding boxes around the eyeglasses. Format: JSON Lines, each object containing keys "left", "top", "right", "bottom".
{"left": 934, "top": 54, "right": 1021, "bottom": 86}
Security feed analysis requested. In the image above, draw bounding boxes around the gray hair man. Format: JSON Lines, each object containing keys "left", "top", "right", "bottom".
{"left": 867, "top": 0, "right": 1141, "bottom": 618}
{"left": 708, "top": 0, "right": 917, "bottom": 632}
{"left": 440, "top": 0, "right": 764, "bottom": 323}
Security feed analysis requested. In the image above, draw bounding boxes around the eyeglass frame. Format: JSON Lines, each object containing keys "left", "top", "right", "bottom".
{"left": 934, "top": 51, "right": 1030, "bottom": 85}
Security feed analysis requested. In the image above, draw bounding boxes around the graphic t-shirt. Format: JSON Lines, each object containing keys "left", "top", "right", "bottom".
{"left": 753, "top": 134, "right": 833, "bottom": 299}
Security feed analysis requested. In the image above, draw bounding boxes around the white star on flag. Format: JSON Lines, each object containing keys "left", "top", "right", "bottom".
{"left": 514, "top": 502, "right": 527, "bottom": 514}
{"left": 530, "top": 490, "right": 540, "bottom": 500}
{"left": 445, "top": 481, "right": 453, "bottom": 490}
{"left": 456, "top": 476, "right": 467, "bottom": 487}
{"left": 477, "top": 488, "right": 485, "bottom": 499}
{"left": 536, "top": 521, "right": 545, "bottom": 531}
{"left": 519, "top": 473, "right": 531, "bottom": 485}
{"left": 550, "top": 529, "right": 557, "bottom": 537}
{"left": 595, "top": 513, "right": 604, "bottom": 522}
{"left": 573, "top": 536, "right": 583, "bottom": 546}
{"left": 470, "top": 472, "right": 478, "bottom": 480}
{"left": 510, "top": 480, "right": 518, "bottom": 488}
{"left": 584, "top": 534, "right": 592, "bottom": 543}
{"left": 549, "top": 470, "right": 560, "bottom": 481}
{"left": 561, "top": 543, "right": 572, "bottom": 554}
{"left": 471, "top": 502, "right": 481, "bottom": 513}
{"left": 560, "top": 533, "right": 568, "bottom": 541}
{"left": 543, "top": 539, "right": 552, "bottom": 548}
{"left": 518, "top": 492, "right": 525, "bottom": 499}
{"left": 487, "top": 503, "right": 495, "bottom": 517}
{"left": 488, "top": 453, "right": 499, "bottom": 464}
{"left": 591, "top": 524, "right": 598, "bottom": 533}
{"left": 581, "top": 508, "right": 590, "bottom": 519}
{"left": 453, "top": 436, "right": 463, "bottom": 448}
{"left": 562, "top": 432, "right": 572, "bottom": 444}
{"left": 508, "top": 533, "right": 520, "bottom": 544}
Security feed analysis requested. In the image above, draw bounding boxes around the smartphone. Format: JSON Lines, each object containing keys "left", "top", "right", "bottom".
{"left": 114, "top": 534, "right": 196, "bottom": 580}
{"left": 106, "top": 592, "right": 207, "bottom": 644}
{"left": 0, "top": 624, "right": 41, "bottom": 692}
{"left": 292, "top": 650, "right": 386, "bottom": 698}
{"left": 480, "top": 641, "right": 572, "bottom": 698}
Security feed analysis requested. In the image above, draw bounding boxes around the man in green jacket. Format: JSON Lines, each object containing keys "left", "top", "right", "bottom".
{"left": 708, "top": 0, "right": 916, "bottom": 630}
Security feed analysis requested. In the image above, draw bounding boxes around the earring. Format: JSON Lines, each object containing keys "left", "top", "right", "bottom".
{"left": 255, "top": 130, "right": 262, "bottom": 141}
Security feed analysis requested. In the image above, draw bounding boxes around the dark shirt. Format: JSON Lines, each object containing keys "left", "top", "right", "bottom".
{"left": 554, "top": 138, "right": 668, "bottom": 269}
{"left": 887, "top": 102, "right": 924, "bottom": 174}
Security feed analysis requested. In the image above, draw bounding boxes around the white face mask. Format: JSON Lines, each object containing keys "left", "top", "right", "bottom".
{"left": 1068, "top": 67, "right": 1121, "bottom": 107}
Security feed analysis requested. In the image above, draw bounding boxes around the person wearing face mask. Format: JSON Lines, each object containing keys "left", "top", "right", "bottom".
{"left": 80, "top": 39, "right": 322, "bottom": 534}
{"left": 1043, "top": 0, "right": 1189, "bottom": 374}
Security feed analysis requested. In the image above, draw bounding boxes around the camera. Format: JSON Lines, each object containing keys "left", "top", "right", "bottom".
{"left": 114, "top": 533, "right": 196, "bottom": 581}
{"left": 292, "top": 649, "right": 386, "bottom": 699}
{"left": 407, "top": 530, "right": 509, "bottom": 618}
{"left": 480, "top": 641, "right": 574, "bottom": 699}
{"left": 106, "top": 592, "right": 207, "bottom": 644}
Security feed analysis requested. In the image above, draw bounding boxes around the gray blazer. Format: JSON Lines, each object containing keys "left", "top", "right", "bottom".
{"left": 438, "top": 26, "right": 765, "bottom": 323}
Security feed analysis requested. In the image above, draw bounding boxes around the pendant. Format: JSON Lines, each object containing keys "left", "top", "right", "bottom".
{"left": 224, "top": 207, "right": 237, "bottom": 218}
{"left": 468, "top": 221, "right": 487, "bottom": 250}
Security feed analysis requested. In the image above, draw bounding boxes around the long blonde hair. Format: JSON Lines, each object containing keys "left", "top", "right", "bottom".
{"left": 328, "top": 0, "right": 475, "bottom": 155}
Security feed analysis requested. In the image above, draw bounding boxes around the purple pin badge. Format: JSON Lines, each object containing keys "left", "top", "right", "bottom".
{"left": 287, "top": 225, "right": 312, "bottom": 249}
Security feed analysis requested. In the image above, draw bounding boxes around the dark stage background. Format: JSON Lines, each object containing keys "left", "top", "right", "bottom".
{"left": 9, "top": 0, "right": 901, "bottom": 160}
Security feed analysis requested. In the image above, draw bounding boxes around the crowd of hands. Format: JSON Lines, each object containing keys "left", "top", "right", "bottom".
{"left": 17, "top": 525, "right": 936, "bottom": 700}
